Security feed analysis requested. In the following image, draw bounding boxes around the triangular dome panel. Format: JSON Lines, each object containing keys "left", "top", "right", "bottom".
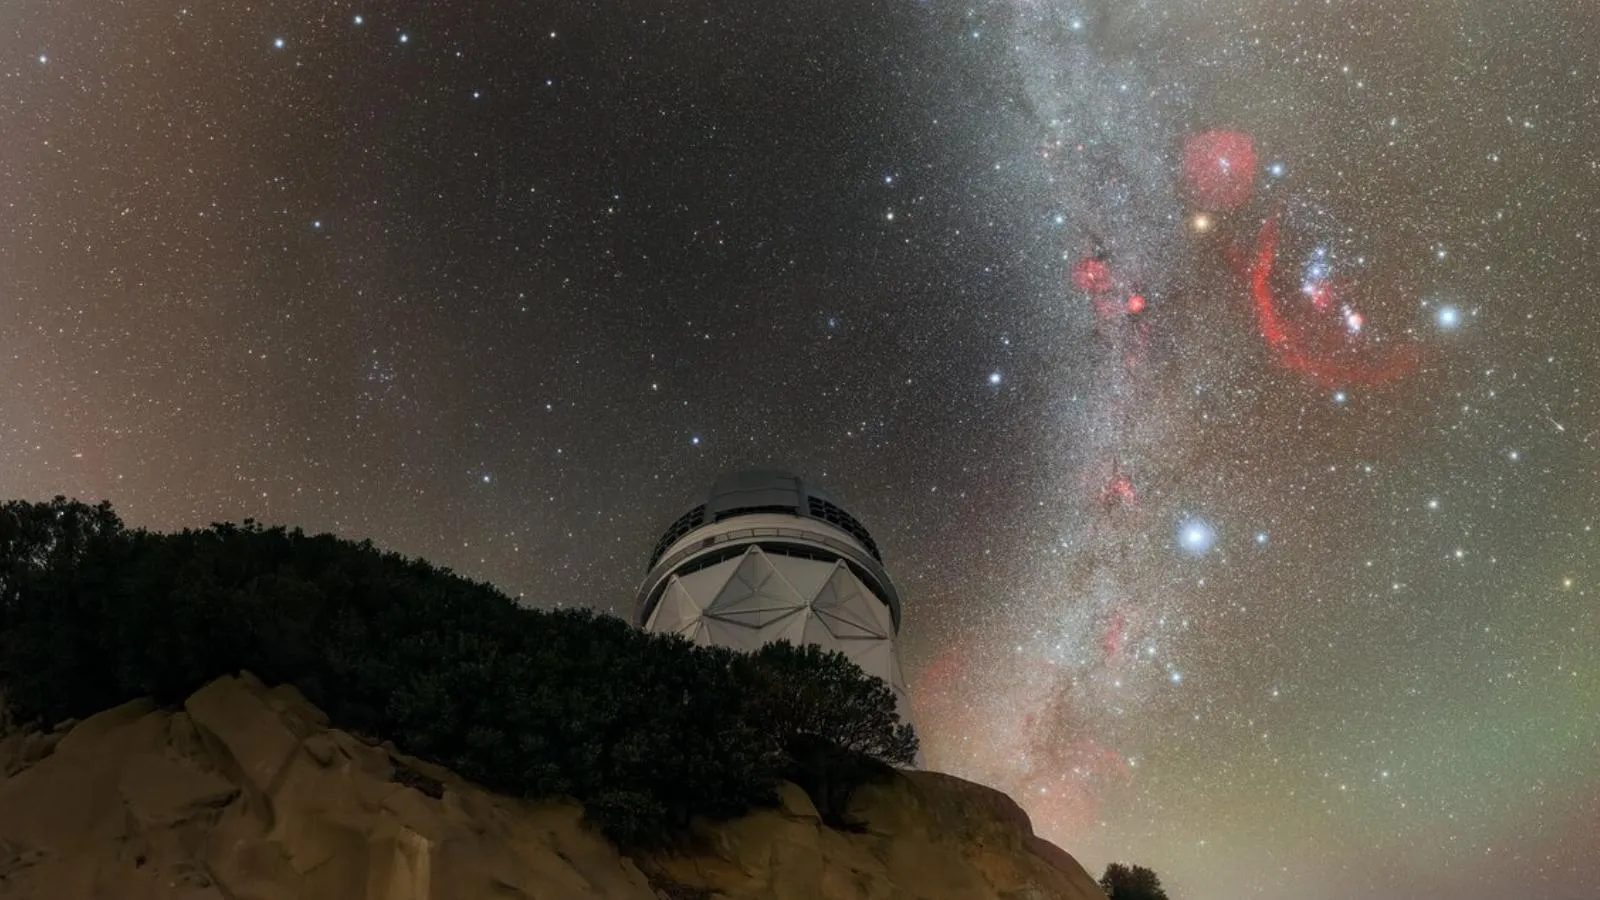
{"left": 761, "top": 607, "right": 812, "bottom": 647}
{"left": 808, "top": 563, "right": 848, "bottom": 609}
{"left": 801, "top": 614, "right": 837, "bottom": 649}
{"left": 766, "top": 554, "right": 834, "bottom": 601}
{"left": 677, "top": 618, "right": 709, "bottom": 645}
{"left": 810, "top": 568, "right": 890, "bottom": 636}
{"left": 702, "top": 615, "right": 762, "bottom": 650}
{"left": 675, "top": 558, "right": 742, "bottom": 600}
{"left": 812, "top": 565, "right": 874, "bottom": 613}
{"left": 816, "top": 606, "right": 888, "bottom": 640}
{"left": 705, "top": 548, "right": 809, "bottom": 619}
{"left": 713, "top": 603, "right": 804, "bottom": 629}
{"left": 648, "top": 578, "right": 703, "bottom": 634}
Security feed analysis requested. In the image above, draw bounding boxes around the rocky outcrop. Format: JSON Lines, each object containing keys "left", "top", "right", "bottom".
{"left": 0, "top": 673, "right": 1105, "bottom": 900}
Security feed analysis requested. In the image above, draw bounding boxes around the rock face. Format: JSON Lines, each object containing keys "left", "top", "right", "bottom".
{"left": 0, "top": 673, "right": 1105, "bottom": 900}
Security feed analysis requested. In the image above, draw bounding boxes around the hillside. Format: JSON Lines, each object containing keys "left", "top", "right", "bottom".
{"left": 0, "top": 672, "right": 1105, "bottom": 900}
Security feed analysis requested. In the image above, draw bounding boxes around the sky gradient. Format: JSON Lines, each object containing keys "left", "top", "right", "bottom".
{"left": 3, "top": 2, "right": 1597, "bottom": 898}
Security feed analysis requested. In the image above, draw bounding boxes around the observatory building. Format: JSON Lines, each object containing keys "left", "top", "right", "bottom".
{"left": 634, "top": 469, "right": 911, "bottom": 720}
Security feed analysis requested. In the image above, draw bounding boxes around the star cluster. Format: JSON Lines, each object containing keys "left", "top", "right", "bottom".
{"left": 3, "top": 2, "right": 1597, "bottom": 899}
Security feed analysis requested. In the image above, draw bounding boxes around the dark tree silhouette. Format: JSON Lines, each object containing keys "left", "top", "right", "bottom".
{"left": 732, "top": 640, "right": 917, "bottom": 826}
{"left": 0, "top": 498, "right": 919, "bottom": 847}
{"left": 736, "top": 640, "right": 918, "bottom": 765}
{"left": 1101, "top": 862, "right": 1171, "bottom": 900}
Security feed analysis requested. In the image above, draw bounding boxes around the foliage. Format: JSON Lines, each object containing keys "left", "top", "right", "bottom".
{"left": 0, "top": 497, "right": 917, "bottom": 847}
{"left": 732, "top": 641, "right": 915, "bottom": 825}
{"left": 1100, "top": 862, "right": 1171, "bottom": 900}
{"left": 736, "top": 640, "right": 918, "bottom": 765}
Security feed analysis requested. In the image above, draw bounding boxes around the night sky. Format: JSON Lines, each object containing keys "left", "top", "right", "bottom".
{"left": 5, "top": 2, "right": 1598, "bottom": 898}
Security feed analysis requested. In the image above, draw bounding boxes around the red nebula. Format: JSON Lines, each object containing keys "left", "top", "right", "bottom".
{"left": 1071, "top": 257, "right": 1114, "bottom": 294}
{"left": 1098, "top": 473, "right": 1137, "bottom": 512}
{"left": 1183, "top": 130, "right": 1258, "bottom": 211}
{"left": 1102, "top": 608, "right": 1127, "bottom": 657}
{"left": 1125, "top": 294, "right": 1146, "bottom": 315}
{"left": 910, "top": 645, "right": 1133, "bottom": 842}
{"left": 1249, "top": 215, "right": 1423, "bottom": 388}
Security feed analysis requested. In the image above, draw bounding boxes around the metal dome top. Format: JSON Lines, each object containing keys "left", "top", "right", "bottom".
{"left": 645, "top": 468, "right": 884, "bottom": 570}
{"left": 704, "top": 467, "right": 837, "bottom": 517}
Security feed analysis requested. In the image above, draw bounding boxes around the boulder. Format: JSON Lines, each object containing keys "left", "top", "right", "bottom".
{"left": 0, "top": 673, "right": 1106, "bottom": 900}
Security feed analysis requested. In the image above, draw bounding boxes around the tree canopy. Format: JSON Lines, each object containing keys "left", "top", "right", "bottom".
{"left": 0, "top": 497, "right": 917, "bottom": 846}
{"left": 1100, "top": 862, "right": 1171, "bottom": 900}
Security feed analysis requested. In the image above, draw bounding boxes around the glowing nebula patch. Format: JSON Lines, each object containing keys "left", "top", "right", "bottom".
{"left": 1072, "top": 256, "right": 1114, "bottom": 293}
{"left": 1183, "top": 130, "right": 1257, "bottom": 211}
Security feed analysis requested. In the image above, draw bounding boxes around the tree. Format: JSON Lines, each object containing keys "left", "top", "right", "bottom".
{"left": 0, "top": 499, "right": 922, "bottom": 848}
{"left": 0, "top": 496, "right": 123, "bottom": 611}
{"left": 732, "top": 641, "right": 917, "bottom": 827}
{"left": 1100, "top": 862, "right": 1170, "bottom": 900}
{"left": 736, "top": 640, "right": 917, "bottom": 765}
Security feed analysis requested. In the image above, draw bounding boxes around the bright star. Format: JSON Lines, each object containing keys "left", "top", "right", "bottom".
{"left": 1268, "top": 162, "right": 1285, "bottom": 177}
{"left": 398, "top": 32, "right": 410, "bottom": 43}
{"left": 988, "top": 371, "right": 1002, "bottom": 386}
{"left": 690, "top": 435, "right": 701, "bottom": 446}
{"left": 1333, "top": 391, "right": 1348, "bottom": 405}
{"left": 1177, "top": 518, "right": 1218, "bottom": 556}
{"left": 354, "top": 14, "right": 364, "bottom": 25}
{"left": 38, "top": 54, "right": 48, "bottom": 64}
{"left": 273, "top": 37, "right": 285, "bottom": 49}
{"left": 1436, "top": 305, "right": 1461, "bottom": 330}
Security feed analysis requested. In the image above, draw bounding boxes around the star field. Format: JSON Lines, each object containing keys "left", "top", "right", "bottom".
{"left": 3, "top": 2, "right": 1598, "bottom": 898}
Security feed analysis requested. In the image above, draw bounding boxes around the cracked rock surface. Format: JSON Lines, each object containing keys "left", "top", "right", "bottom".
{"left": 0, "top": 673, "right": 1104, "bottom": 900}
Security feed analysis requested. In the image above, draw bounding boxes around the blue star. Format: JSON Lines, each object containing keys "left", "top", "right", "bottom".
{"left": 1436, "top": 304, "right": 1461, "bottom": 331}
{"left": 1177, "top": 517, "right": 1217, "bottom": 556}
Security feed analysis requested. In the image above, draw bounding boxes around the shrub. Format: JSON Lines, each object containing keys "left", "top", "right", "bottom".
{"left": 0, "top": 498, "right": 916, "bottom": 847}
